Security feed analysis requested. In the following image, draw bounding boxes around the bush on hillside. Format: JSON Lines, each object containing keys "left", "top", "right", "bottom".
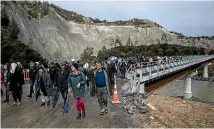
{"left": 96, "top": 43, "right": 205, "bottom": 61}
{"left": 1, "top": 6, "right": 43, "bottom": 64}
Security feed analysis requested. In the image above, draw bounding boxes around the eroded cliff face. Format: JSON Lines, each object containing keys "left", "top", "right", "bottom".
{"left": 3, "top": 2, "right": 214, "bottom": 61}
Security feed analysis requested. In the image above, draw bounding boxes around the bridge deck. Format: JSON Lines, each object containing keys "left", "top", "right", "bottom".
{"left": 1, "top": 79, "right": 127, "bottom": 128}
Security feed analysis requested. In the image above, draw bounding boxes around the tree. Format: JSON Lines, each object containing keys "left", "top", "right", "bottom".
{"left": 115, "top": 36, "right": 122, "bottom": 46}
{"left": 126, "top": 36, "right": 133, "bottom": 46}
{"left": 1, "top": 8, "right": 9, "bottom": 27}
{"left": 97, "top": 46, "right": 109, "bottom": 60}
{"left": 157, "top": 48, "right": 163, "bottom": 56}
{"left": 165, "top": 48, "right": 174, "bottom": 56}
{"left": 93, "top": 18, "right": 102, "bottom": 23}
{"left": 9, "top": 18, "right": 20, "bottom": 39}
{"left": 80, "top": 47, "right": 94, "bottom": 62}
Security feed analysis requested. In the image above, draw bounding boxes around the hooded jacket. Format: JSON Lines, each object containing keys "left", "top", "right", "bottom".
{"left": 68, "top": 71, "right": 86, "bottom": 98}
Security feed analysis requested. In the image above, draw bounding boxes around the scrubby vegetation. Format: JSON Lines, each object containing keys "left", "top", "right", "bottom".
{"left": 170, "top": 31, "right": 214, "bottom": 40}
{"left": 80, "top": 47, "right": 95, "bottom": 62}
{"left": 1, "top": 6, "right": 43, "bottom": 64}
{"left": 96, "top": 43, "right": 205, "bottom": 60}
{"left": 19, "top": 1, "right": 50, "bottom": 19}
{"left": 80, "top": 43, "right": 211, "bottom": 61}
{"left": 17, "top": 1, "right": 162, "bottom": 28}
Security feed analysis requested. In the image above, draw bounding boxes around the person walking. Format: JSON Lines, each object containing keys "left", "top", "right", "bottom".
{"left": 27, "top": 62, "right": 38, "bottom": 98}
{"left": 49, "top": 63, "right": 57, "bottom": 85}
{"left": 68, "top": 62, "right": 86, "bottom": 119}
{"left": 92, "top": 61, "right": 111, "bottom": 115}
{"left": 54, "top": 64, "right": 70, "bottom": 107}
{"left": 120, "top": 61, "right": 126, "bottom": 79}
{"left": 106, "top": 60, "right": 117, "bottom": 96}
{"left": 16, "top": 62, "right": 24, "bottom": 95}
{"left": 87, "top": 65, "right": 95, "bottom": 100}
{"left": 2, "top": 64, "right": 10, "bottom": 103}
{"left": 35, "top": 65, "right": 52, "bottom": 106}
{"left": 8, "top": 63, "right": 22, "bottom": 105}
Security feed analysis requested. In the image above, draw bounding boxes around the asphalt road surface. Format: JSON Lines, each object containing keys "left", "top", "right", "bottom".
{"left": 1, "top": 79, "right": 128, "bottom": 128}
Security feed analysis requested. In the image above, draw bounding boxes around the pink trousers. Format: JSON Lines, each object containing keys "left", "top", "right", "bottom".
{"left": 74, "top": 98, "right": 85, "bottom": 113}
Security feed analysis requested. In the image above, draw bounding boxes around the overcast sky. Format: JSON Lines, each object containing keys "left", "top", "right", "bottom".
{"left": 49, "top": 1, "right": 214, "bottom": 36}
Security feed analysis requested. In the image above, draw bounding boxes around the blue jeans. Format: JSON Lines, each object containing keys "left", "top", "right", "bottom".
{"left": 89, "top": 82, "right": 92, "bottom": 97}
{"left": 29, "top": 79, "right": 34, "bottom": 95}
{"left": 29, "top": 79, "right": 34, "bottom": 88}
{"left": 61, "top": 89, "right": 68, "bottom": 106}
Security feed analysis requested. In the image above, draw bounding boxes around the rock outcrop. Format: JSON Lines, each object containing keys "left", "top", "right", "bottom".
{"left": 3, "top": 1, "right": 214, "bottom": 61}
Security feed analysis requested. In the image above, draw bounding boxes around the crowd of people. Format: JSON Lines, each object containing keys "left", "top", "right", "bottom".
{"left": 0, "top": 59, "right": 122, "bottom": 119}
{"left": 0, "top": 55, "right": 183, "bottom": 119}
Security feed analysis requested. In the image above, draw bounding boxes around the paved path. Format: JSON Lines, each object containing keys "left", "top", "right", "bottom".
{"left": 1, "top": 79, "right": 128, "bottom": 128}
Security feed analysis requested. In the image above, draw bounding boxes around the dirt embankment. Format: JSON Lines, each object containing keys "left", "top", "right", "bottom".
{"left": 132, "top": 95, "right": 214, "bottom": 128}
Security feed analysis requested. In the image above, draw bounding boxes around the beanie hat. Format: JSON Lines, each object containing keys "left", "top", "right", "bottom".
{"left": 72, "top": 62, "right": 79, "bottom": 70}
{"left": 39, "top": 65, "right": 44, "bottom": 70}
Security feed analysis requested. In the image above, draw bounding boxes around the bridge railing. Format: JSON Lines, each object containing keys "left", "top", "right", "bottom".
{"left": 126, "top": 55, "right": 214, "bottom": 82}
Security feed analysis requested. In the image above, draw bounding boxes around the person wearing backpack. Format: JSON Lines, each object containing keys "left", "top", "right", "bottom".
{"left": 68, "top": 62, "right": 87, "bottom": 120}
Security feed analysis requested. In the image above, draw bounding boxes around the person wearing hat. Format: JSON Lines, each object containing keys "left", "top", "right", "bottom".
{"left": 68, "top": 62, "right": 87, "bottom": 120}
{"left": 34, "top": 65, "right": 52, "bottom": 106}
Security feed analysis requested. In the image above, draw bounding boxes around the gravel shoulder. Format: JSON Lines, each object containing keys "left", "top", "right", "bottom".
{"left": 132, "top": 95, "right": 214, "bottom": 128}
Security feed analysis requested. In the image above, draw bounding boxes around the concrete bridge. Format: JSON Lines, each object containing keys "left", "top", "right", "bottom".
{"left": 125, "top": 55, "right": 214, "bottom": 99}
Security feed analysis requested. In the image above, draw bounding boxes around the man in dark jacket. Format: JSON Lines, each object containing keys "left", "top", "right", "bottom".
{"left": 87, "top": 65, "right": 95, "bottom": 100}
{"left": 16, "top": 62, "right": 24, "bottom": 94}
{"left": 120, "top": 62, "right": 126, "bottom": 79}
{"left": 106, "top": 60, "right": 117, "bottom": 95}
{"left": 9, "top": 63, "right": 22, "bottom": 105}
{"left": 27, "top": 62, "right": 38, "bottom": 98}
{"left": 49, "top": 64, "right": 57, "bottom": 84}
{"left": 54, "top": 64, "right": 70, "bottom": 107}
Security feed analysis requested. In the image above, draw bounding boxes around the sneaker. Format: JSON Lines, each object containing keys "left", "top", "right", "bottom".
{"left": 76, "top": 113, "right": 81, "bottom": 120}
{"left": 27, "top": 95, "right": 32, "bottom": 98}
{"left": 41, "top": 102, "right": 45, "bottom": 106}
{"left": 100, "top": 109, "right": 104, "bottom": 115}
{"left": 82, "top": 112, "right": 86, "bottom": 118}
{"left": 16, "top": 102, "right": 21, "bottom": 105}
{"left": 104, "top": 107, "right": 108, "bottom": 113}
{"left": 12, "top": 102, "right": 17, "bottom": 106}
{"left": 90, "top": 97, "right": 93, "bottom": 101}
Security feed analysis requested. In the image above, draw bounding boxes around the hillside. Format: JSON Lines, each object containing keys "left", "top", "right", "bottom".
{"left": 1, "top": 4, "right": 43, "bottom": 64}
{"left": 2, "top": 1, "right": 214, "bottom": 61}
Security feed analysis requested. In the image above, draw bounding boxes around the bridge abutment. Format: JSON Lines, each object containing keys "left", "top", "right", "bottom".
{"left": 183, "top": 71, "right": 198, "bottom": 99}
